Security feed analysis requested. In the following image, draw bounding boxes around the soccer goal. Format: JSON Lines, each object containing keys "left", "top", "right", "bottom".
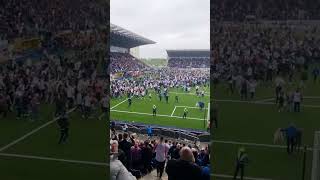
{"left": 311, "top": 131, "right": 320, "bottom": 180}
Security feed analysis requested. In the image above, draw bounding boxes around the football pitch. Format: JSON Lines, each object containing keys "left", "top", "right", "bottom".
{"left": 0, "top": 105, "right": 107, "bottom": 179}
{"left": 110, "top": 86, "right": 210, "bottom": 130}
{"left": 212, "top": 79, "right": 320, "bottom": 180}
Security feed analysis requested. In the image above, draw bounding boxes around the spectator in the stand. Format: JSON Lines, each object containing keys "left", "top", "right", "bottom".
{"left": 147, "top": 126, "right": 153, "bottom": 137}
{"left": 166, "top": 146, "right": 203, "bottom": 180}
{"left": 110, "top": 140, "right": 137, "bottom": 180}
{"left": 130, "top": 141, "right": 142, "bottom": 169}
{"left": 119, "top": 133, "right": 134, "bottom": 168}
{"left": 141, "top": 140, "right": 153, "bottom": 174}
{"left": 155, "top": 137, "right": 167, "bottom": 179}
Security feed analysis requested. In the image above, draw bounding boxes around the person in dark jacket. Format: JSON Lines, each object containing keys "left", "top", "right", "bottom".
{"left": 281, "top": 123, "right": 298, "bottom": 154}
{"left": 166, "top": 146, "right": 202, "bottom": 180}
{"left": 118, "top": 133, "right": 133, "bottom": 168}
{"left": 57, "top": 110, "right": 69, "bottom": 144}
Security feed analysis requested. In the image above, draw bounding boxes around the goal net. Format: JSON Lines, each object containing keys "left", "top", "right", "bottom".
{"left": 311, "top": 131, "right": 320, "bottom": 180}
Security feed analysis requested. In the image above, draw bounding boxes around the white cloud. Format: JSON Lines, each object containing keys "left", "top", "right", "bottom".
{"left": 111, "top": 0, "right": 209, "bottom": 58}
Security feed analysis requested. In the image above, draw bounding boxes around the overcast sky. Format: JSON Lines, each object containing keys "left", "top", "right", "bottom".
{"left": 111, "top": 0, "right": 209, "bottom": 58}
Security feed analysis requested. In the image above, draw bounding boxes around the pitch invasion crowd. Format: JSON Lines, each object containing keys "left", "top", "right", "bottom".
{"left": 110, "top": 131, "right": 210, "bottom": 180}
{"left": 0, "top": 0, "right": 108, "bottom": 40}
{"left": 212, "top": 23, "right": 320, "bottom": 95}
{"left": 0, "top": 50, "right": 109, "bottom": 120}
{"left": 111, "top": 67, "right": 209, "bottom": 99}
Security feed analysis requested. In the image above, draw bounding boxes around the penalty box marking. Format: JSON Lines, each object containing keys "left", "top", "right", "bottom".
{"left": 111, "top": 109, "right": 205, "bottom": 121}
{"left": 171, "top": 106, "right": 208, "bottom": 117}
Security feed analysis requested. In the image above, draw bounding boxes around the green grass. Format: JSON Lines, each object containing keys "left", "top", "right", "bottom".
{"left": 212, "top": 76, "right": 320, "bottom": 180}
{"left": 111, "top": 87, "right": 210, "bottom": 130}
{"left": 140, "top": 58, "right": 168, "bottom": 67}
{"left": 0, "top": 105, "right": 107, "bottom": 179}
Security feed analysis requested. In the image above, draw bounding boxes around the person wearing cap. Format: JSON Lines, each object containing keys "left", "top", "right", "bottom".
{"left": 233, "top": 147, "right": 249, "bottom": 180}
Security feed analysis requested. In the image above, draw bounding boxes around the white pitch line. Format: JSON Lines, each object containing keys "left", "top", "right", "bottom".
{"left": 0, "top": 108, "right": 76, "bottom": 152}
{"left": 212, "top": 173, "right": 273, "bottom": 180}
{"left": 211, "top": 140, "right": 313, "bottom": 151}
{"left": 111, "top": 98, "right": 129, "bottom": 110}
{"left": 171, "top": 106, "right": 177, "bottom": 117}
{"left": 170, "top": 92, "right": 210, "bottom": 97}
{"left": 0, "top": 153, "right": 108, "bottom": 166}
{"left": 175, "top": 105, "right": 208, "bottom": 110}
{"left": 111, "top": 109, "right": 204, "bottom": 121}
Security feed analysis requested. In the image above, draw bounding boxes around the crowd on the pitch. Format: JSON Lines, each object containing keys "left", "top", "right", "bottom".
{"left": 212, "top": 23, "right": 320, "bottom": 91}
{"left": 0, "top": 50, "right": 109, "bottom": 121}
{"left": 110, "top": 129, "right": 210, "bottom": 180}
{"left": 0, "top": 0, "right": 108, "bottom": 40}
{"left": 168, "top": 57, "right": 210, "bottom": 68}
{"left": 111, "top": 68, "right": 209, "bottom": 99}
{"left": 211, "top": 0, "right": 320, "bottom": 22}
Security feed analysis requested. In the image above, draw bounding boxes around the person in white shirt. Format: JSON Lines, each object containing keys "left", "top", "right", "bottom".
{"left": 293, "top": 88, "right": 303, "bottom": 112}
{"left": 99, "top": 94, "right": 109, "bottom": 120}
{"left": 155, "top": 137, "right": 167, "bottom": 178}
{"left": 248, "top": 79, "right": 257, "bottom": 99}
{"left": 83, "top": 93, "right": 91, "bottom": 119}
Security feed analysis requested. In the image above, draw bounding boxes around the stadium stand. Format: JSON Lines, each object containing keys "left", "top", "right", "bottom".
{"left": 167, "top": 50, "right": 210, "bottom": 68}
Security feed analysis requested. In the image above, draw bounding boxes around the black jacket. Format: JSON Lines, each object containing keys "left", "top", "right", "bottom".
{"left": 166, "top": 159, "right": 202, "bottom": 180}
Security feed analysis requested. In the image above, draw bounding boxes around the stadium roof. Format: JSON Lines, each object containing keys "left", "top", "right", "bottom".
{"left": 110, "top": 24, "right": 156, "bottom": 49}
{"left": 166, "top": 49, "right": 210, "bottom": 57}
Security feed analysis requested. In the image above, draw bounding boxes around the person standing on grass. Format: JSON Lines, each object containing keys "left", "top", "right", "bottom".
{"left": 0, "top": 93, "right": 8, "bottom": 118}
{"left": 153, "top": 104, "right": 157, "bottom": 116}
{"left": 278, "top": 91, "right": 285, "bottom": 112}
{"left": 175, "top": 95, "right": 179, "bottom": 103}
{"left": 293, "top": 88, "right": 302, "bottom": 112}
{"left": 98, "top": 94, "right": 109, "bottom": 120}
{"left": 83, "top": 93, "right": 92, "bottom": 119}
{"left": 30, "top": 93, "right": 40, "bottom": 121}
{"left": 212, "top": 103, "right": 218, "bottom": 128}
{"left": 312, "top": 66, "right": 320, "bottom": 83}
{"left": 165, "top": 93, "right": 169, "bottom": 104}
{"left": 158, "top": 92, "right": 162, "bottom": 102}
{"left": 183, "top": 107, "right": 188, "bottom": 119}
{"left": 281, "top": 123, "right": 298, "bottom": 154}
{"left": 57, "top": 110, "right": 69, "bottom": 144}
{"left": 155, "top": 137, "right": 167, "bottom": 179}
{"left": 149, "top": 93, "right": 152, "bottom": 101}
{"left": 248, "top": 79, "right": 257, "bottom": 99}
{"left": 233, "top": 147, "right": 249, "bottom": 180}
{"left": 128, "top": 96, "right": 132, "bottom": 107}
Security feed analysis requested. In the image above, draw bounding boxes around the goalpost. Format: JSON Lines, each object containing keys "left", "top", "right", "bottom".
{"left": 311, "top": 131, "right": 320, "bottom": 180}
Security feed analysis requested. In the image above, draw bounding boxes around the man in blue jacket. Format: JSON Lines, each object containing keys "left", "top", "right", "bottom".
{"left": 281, "top": 123, "right": 298, "bottom": 154}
